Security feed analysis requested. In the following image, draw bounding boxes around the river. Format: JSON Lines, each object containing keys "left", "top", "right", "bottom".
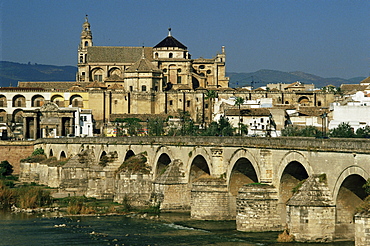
{"left": 0, "top": 211, "right": 354, "bottom": 246}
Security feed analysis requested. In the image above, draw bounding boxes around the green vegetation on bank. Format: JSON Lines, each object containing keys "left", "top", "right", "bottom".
{"left": 282, "top": 122, "right": 370, "bottom": 138}
{"left": 114, "top": 109, "right": 247, "bottom": 137}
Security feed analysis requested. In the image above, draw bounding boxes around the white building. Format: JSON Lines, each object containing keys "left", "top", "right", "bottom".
{"left": 329, "top": 91, "right": 370, "bottom": 132}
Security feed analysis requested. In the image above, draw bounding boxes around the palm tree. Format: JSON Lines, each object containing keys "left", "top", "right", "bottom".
{"left": 204, "top": 90, "right": 218, "bottom": 126}
{"left": 234, "top": 97, "right": 244, "bottom": 135}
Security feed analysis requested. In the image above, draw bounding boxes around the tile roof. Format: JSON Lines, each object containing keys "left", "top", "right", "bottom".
{"left": 105, "top": 74, "right": 124, "bottom": 82}
{"left": 86, "top": 81, "right": 107, "bottom": 88}
{"left": 108, "top": 83, "right": 124, "bottom": 91}
{"left": 340, "top": 84, "right": 367, "bottom": 93}
{"left": 67, "top": 84, "right": 86, "bottom": 91}
{"left": 360, "top": 76, "right": 370, "bottom": 84}
{"left": 154, "top": 35, "right": 187, "bottom": 49}
{"left": 125, "top": 57, "right": 161, "bottom": 73}
{"left": 87, "top": 46, "right": 153, "bottom": 63}
{"left": 18, "top": 82, "right": 89, "bottom": 90}
{"left": 296, "top": 107, "right": 329, "bottom": 117}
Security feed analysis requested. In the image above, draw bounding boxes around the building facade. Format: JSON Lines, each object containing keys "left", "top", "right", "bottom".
{"left": 0, "top": 17, "right": 337, "bottom": 139}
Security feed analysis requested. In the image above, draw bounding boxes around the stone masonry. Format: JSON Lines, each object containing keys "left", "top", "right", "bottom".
{"left": 236, "top": 184, "right": 282, "bottom": 232}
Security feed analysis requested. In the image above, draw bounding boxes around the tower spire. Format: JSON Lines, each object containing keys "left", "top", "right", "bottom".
{"left": 168, "top": 27, "right": 172, "bottom": 37}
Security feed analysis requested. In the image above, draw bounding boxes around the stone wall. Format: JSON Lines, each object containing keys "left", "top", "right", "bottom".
{"left": 191, "top": 177, "right": 232, "bottom": 220}
{"left": 114, "top": 173, "right": 154, "bottom": 207}
{"left": 286, "top": 175, "right": 336, "bottom": 242}
{"left": 0, "top": 141, "right": 34, "bottom": 174}
{"left": 355, "top": 212, "right": 370, "bottom": 246}
{"left": 236, "top": 184, "right": 282, "bottom": 232}
{"left": 19, "top": 162, "right": 61, "bottom": 187}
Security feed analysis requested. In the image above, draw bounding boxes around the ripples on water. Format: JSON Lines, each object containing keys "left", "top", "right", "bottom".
{"left": 0, "top": 211, "right": 354, "bottom": 246}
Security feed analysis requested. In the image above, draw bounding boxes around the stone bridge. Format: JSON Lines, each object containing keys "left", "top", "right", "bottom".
{"left": 23, "top": 136, "right": 370, "bottom": 242}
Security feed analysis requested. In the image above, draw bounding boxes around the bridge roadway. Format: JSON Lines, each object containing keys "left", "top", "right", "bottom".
{"left": 32, "top": 136, "right": 370, "bottom": 240}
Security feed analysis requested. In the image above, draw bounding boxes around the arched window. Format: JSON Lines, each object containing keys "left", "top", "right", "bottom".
{"left": 31, "top": 95, "right": 44, "bottom": 107}
{"left": 12, "top": 95, "right": 26, "bottom": 107}
{"left": 80, "top": 56, "right": 83, "bottom": 63}
{"left": 155, "top": 53, "right": 159, "bottom": 59}
{"left": 70, "top": 95, "right": 83, "bottom": 108}
{"left": 0, "top": 95, "right": 6, "bottom": 107}
{"left": 85, "top": 41, "right": 89, "bottom": 47}
{"left": 142, "top": 85, "right": 147, "bottom": 92}
{"left": 169, "top": 53, "right": 173, "bottom": 58}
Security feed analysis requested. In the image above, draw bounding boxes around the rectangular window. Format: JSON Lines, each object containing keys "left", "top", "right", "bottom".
{"left": 261, "top": 118, "right": 264, "bottom": 123}
{"left": 169, "top": 100, "right": 173, "bottom": 106}
{"left": 0, "top": 101, "right": 3, "bottom": 107}
{"left": 187, "top": 100, "right": 190, "bottom": 107}
{"left": 94, "top": 75, "right": 102, "bottom": 82}
{"left": 177, "top": 76, "right": 182, "bottom": 84}
{"left": 130, "top": 86, "right": 133, "bottom": 92}
{"left": 0, "top": 117, "right": 3, "bottom": 122}
{"left": 205, "top": 103, "right": 209, "bottom": 109}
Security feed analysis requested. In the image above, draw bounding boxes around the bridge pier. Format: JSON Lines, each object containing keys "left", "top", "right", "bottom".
{"left": 286, "top": 174, "right": 336, "bottom": 242}
{"left": 236, "top": 184, "right": 282, "bottom": 232}
{"left": 153, "top": 159, "right": 190, "bottom": 210}
{"left": 355, "top": 212, "right": 370, "bottom": 246}
{"left": 191, "top": 176, "right": 232, "bottom": 220}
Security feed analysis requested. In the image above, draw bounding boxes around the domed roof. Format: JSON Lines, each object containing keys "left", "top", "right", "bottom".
{"left": 154, "top": 28, "right": 187, "bottom": 49}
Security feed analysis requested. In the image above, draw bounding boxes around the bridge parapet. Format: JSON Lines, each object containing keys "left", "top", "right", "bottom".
{"left": 35, "top": 136, "right": 370, "bottom": 153}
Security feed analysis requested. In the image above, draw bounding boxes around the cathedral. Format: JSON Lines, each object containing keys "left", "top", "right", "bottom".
{"left": 73, "top": 16, "right": 230, "bottom": 130}
{"left": 0, "top": 17, "right": 335, "bottom": 139}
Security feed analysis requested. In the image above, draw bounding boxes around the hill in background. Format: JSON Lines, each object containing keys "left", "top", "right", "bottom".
{"left": 228, "top": 69, "right": 366, "bottom": 89}
{"left": 0, "top": 61, "right": 77, "bottom": 87}
{"left": 0, "top": 61, "right": 365, "bottom": 89}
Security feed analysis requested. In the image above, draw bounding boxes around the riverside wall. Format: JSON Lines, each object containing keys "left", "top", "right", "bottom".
{"left": 0, "top": 141, "right": 34, "bottom": 174}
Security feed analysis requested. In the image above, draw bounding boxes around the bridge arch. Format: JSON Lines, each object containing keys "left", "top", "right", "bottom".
{"left": 333, "top": 165, "right": 369, "bottom": 202}
{"left": 124, "top": 150, "right": 135, "bottom": 161}
{"left": 153, "top": 146, "right": 174, "bottom": 178}
{"left": 333, "top": 166, "right": 369, "bottom": 240}
{"left": 277, "top": 151, "right": 312, "bottom": 185}
{"left": 186, "top": 147, "right": 212, "bottom": 182}
{"left": 189, "top": 155, "right": 211, "bottom": 183}
{"left": 59, "top": 151, "right": 67, "bottom": 160}
{"left": 277, "top": 151, "right": 311, "bottom": 223}
{"left": 227, "top": 148, "right": 260, "bottom": 196}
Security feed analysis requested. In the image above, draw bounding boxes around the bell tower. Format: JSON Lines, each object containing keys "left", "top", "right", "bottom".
{"left": 77, "top": 15, "right": 93, "bottom": 82}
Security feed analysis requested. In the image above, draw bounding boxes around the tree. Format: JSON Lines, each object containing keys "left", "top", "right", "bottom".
{"left": 234, "top": 97, "right": 245, "bottom": 135}
{"left": 147, "top": 117, "right": 165, "bottom": 136}
{"left": 356, "top": 125, "right": 370, "bottom": 138}
{"left": 204, "top": 90, "right": 218, "bottom": 125}
{"left": 202, "top": 116, "right": 234, "bottom": 136}
{"left": 329, "top": 122, "right": 355, "bottom": 138}
{"left": 117, "top": 118, "right": 142, "bottom": 136}
{"left": 281, "top": 125, "right": 321, "bottom": 137}
{"left": 0, "top": 160, "right": 13, "bottom": 177}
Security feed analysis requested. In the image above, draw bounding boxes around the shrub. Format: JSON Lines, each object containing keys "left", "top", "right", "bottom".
{"left": 0, "top": 180, "right": 14, "bottom": 209}
{"left": 15, "top": 186, "right": 52, "bottom": 209}
{"left": 66, "top": 197, "right": 95, "bottom": 214}
{"left": 116, "top": 152, "right": 149, "bottom": 174}
{"left": 0, "top": 160, "right": 13, "bottom": 177}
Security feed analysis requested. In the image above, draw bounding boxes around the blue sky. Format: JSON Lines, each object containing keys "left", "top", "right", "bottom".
{"left": 1, "top": 0, "right": 369, "bottom": 78}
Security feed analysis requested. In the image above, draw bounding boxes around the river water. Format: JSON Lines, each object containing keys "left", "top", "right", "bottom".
{"left": 0, "top": 211, "right": 354, "bottom": 246}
